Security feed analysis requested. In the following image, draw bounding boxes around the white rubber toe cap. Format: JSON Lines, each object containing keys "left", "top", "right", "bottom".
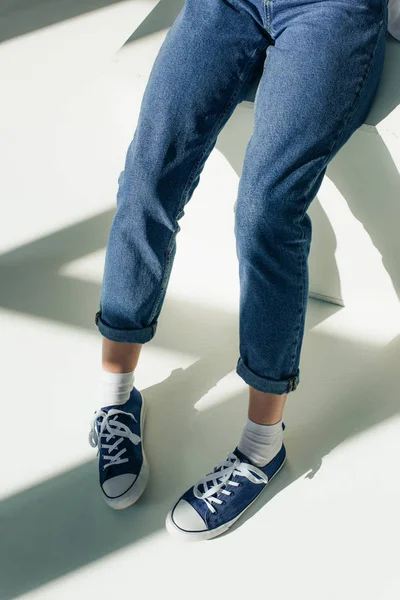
{"left": 172, "top": 500, "right": 207, "bottom": 532}
{"left": 102, "top": 473, "right": 137, "bottom": 498}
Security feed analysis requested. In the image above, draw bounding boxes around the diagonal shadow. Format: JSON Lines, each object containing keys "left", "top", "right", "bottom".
{"left": 0, "top": 0, "right": 135, "bottom": 44}
{"left": 1, "top": 112, "right": 399, "bottom": 600}
{"left": 328, "top": 132, "right": 400, "bottom": 300}
{"left": 0, "top": 209, "right": 266, "bottom": 356}
{"left": 124, "top": 0, "right": 184, "bottom": 45}
{"left": 1, "top": 296, "right": 399, "bottom": 598}
{"left": 1, "top": 3, "right": 399, "bottom": 598}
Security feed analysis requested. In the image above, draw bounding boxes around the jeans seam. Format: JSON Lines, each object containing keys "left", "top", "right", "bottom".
{"left": 147, "top": 41, "right": 267, "bottom": 327}
{"left": 269, "top": 0, "right": 274, "bottom": 38}
{"left": 322, "top": 18, "right": 384, "bottom": 165}
{"left": 263, "top": 0, "right": 269, "bottom": 34}
{"left": 287, "top": 17, "right": 384, "bottom": 379}
{"left": 147, "top": 235, "right": 176, "bottom": 325}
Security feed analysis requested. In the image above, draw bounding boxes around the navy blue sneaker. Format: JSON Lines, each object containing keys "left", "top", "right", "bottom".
{"left": 89, "top": 387, "right": 149, "bottom": 510}
{"left": 166, "top": 428, "right": 286, "bottom": 540}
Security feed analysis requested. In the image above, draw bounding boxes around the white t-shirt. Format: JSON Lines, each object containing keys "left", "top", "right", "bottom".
{"left": 389, "top": 0, "right": 400, "bottom": 40}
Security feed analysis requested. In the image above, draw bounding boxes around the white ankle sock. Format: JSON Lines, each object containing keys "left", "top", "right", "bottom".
{"left": 238, "top": 418, "right": 283, "bottom": 467}
{"left": 98, "top": 367, "right": 135, "bottom": 407}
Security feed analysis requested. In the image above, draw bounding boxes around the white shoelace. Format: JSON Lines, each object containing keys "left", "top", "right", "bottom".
{"left": 193, "top": 453, "right": 269, "bottom": 513}
{"left": 89, "top": 408, "right": 141, "bottom": 470}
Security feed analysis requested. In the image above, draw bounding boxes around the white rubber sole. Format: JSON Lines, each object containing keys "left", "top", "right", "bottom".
{"left": 165, "top": 454, "right": 287, "bottom": 541}
{"left": 102, "top": 391, "right": 150, "bottom": 510}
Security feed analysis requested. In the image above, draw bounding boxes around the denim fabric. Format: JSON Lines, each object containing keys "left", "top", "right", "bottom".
{"left": 95, "top": 387, "right": 144, "bottom": 498}
{"left": 172, "top": 443, "right": 287, "bottom": 532}
{"left": 95, "top": 0, "right": 388, "bottom": 394}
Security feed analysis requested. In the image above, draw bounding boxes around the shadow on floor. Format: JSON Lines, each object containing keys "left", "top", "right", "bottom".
{"left": 0, "top": 0, "right": 131, "bottom": 43}
{"left": 0, "top": 282, "right": 399, "bottom": 597}
{"left": 1, "top": 2, "right": 400, "bottom": 597}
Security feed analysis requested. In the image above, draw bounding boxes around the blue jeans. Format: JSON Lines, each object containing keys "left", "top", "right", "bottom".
{"left": 95, "top": 0, "right": 388, "bottom": 395}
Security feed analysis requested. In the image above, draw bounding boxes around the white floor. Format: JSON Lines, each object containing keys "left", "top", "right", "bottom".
{"left": 1, "top": 2, "right": 399, "bottom": 599}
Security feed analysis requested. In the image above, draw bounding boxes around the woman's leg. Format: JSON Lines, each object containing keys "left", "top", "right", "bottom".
{"left": 235, "top": 0, "right": 388, "bottom": 396}
{"left": 166, "top": 0, "right": 388, "bottom": 539}
{"left": 101, "top": 340, "right": 142, "bottom": 373}
{"left": 90, "top": 0, "right": 272, "bottom": 509}
{"left": 95, "top": 0, "right": 270, "bottom": 348}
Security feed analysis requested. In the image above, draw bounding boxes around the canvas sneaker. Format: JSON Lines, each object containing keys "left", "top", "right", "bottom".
{"left": 166, "top": 424, "right": 286, "bottom": 540}
{"left": 89, "top": 386, "right": 149, "bottom": 509}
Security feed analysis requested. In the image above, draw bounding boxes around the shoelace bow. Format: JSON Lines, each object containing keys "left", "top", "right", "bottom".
{"left": 89, "top": 408, "right": 141, "bottom": 470}
{"left": 193, "top": 453, "right": 269, "bottom": 513}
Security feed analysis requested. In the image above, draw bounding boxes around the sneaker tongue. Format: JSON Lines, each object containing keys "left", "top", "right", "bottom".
{"left": 232, "top": 447, "right": 253, "bottom": 465}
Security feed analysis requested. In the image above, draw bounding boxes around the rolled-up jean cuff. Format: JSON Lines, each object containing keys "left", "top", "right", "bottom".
{"left": 236, "top": 357, "right": 300, "bottom": 395}
{"left": 96, "top": 313, "right": 157, "bottom": 344}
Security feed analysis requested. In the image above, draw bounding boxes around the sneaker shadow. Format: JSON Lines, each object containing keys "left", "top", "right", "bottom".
{"left": 1, "top": 2, "right": 399, "bottom": 597}
{"left": 1, "top": 298, "right": 399, "bottom": 598}
{"left": 220, "top": 334, "right": 400, "bottom": 538}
